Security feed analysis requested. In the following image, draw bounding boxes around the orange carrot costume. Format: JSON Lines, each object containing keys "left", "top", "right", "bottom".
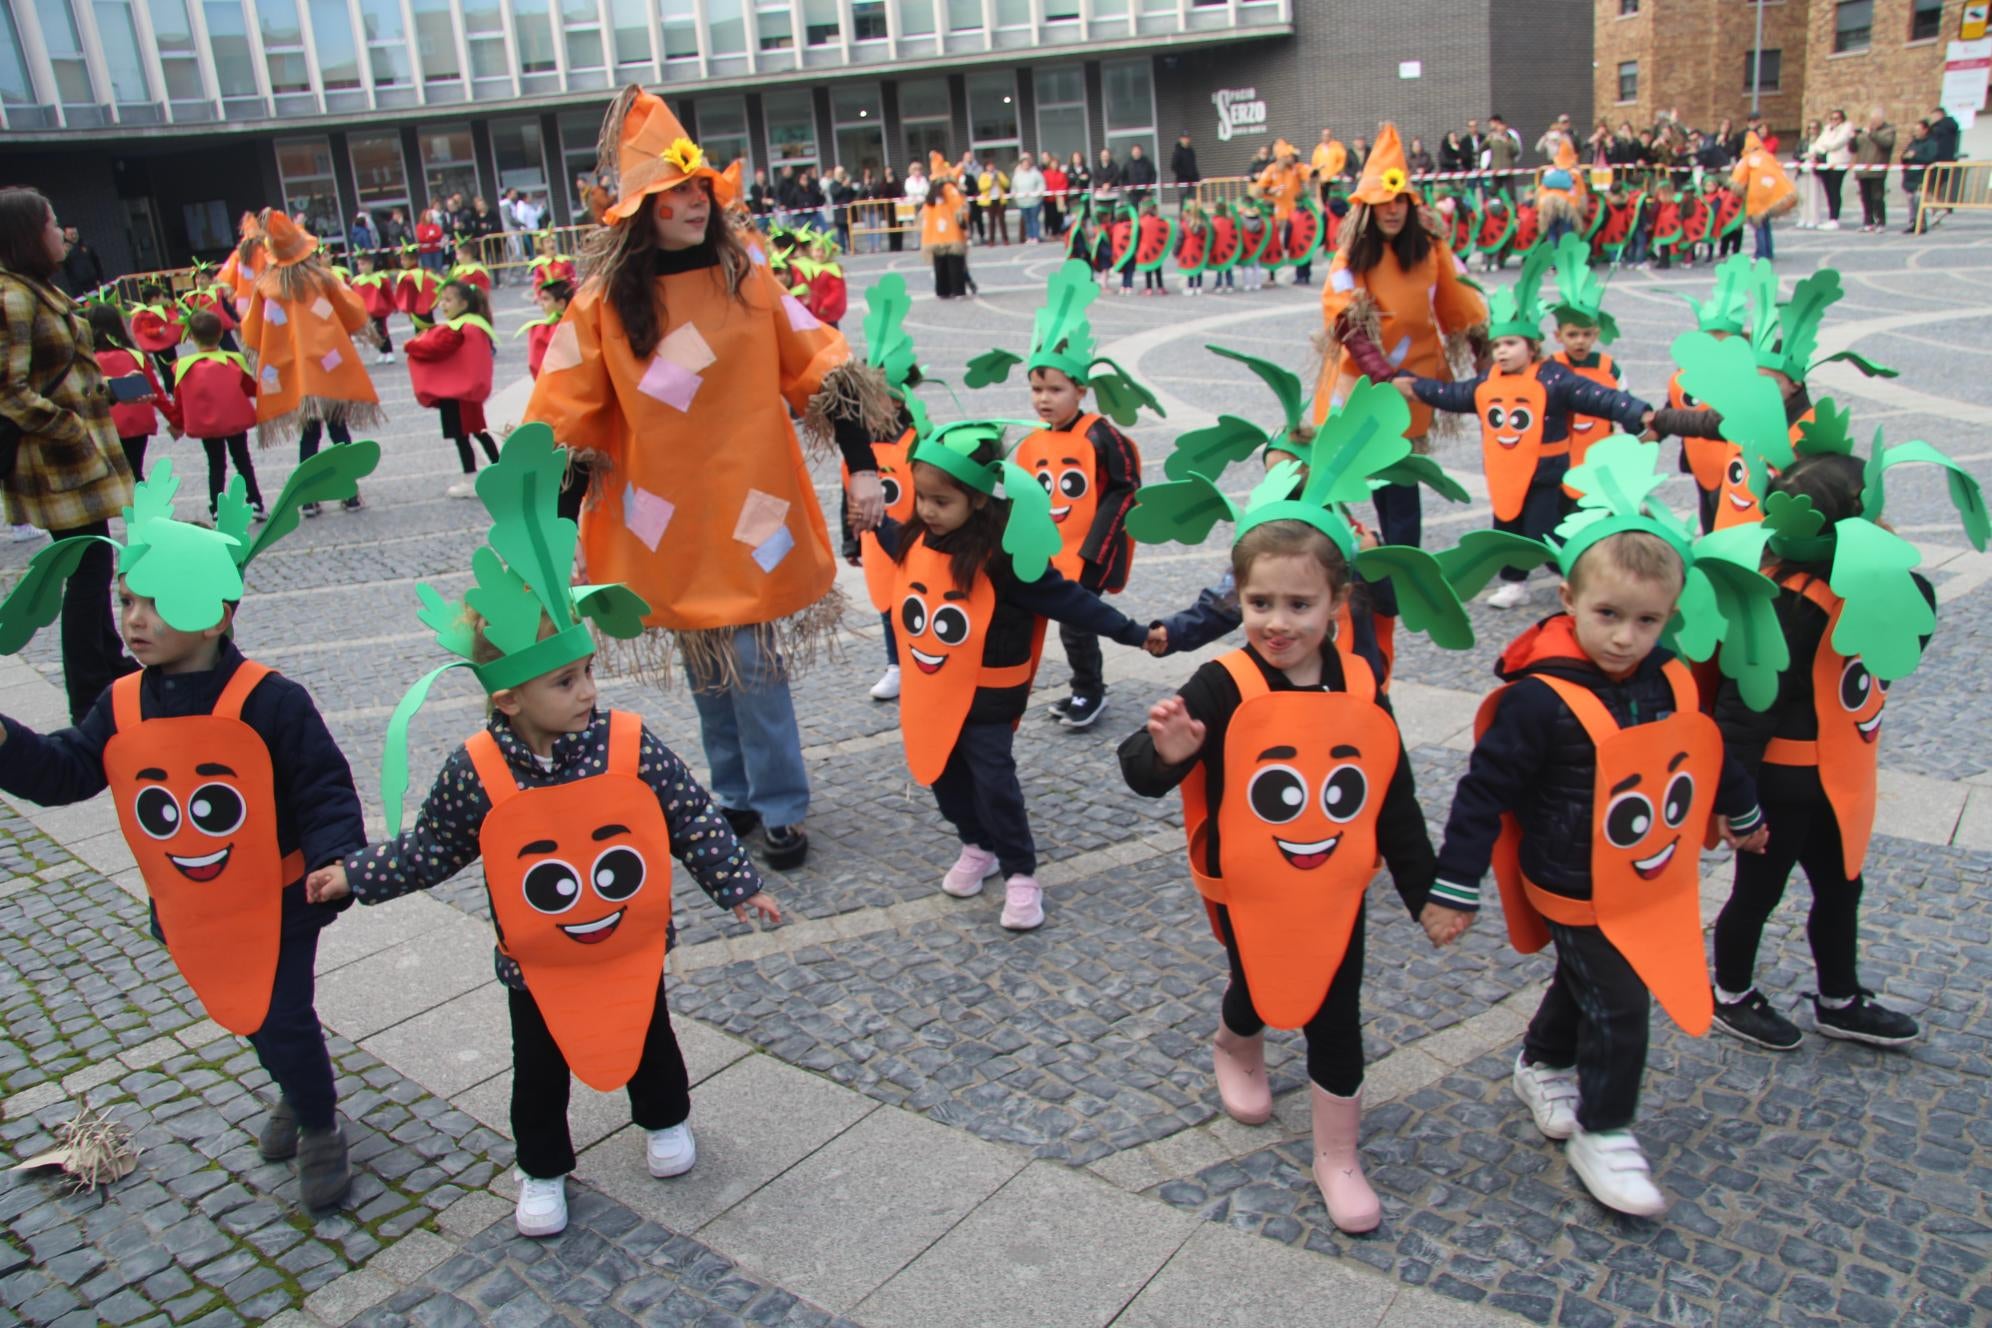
{"left": 1731, "top": 131, "right": 1796, "bottom": 221}
{"left": 238, "top": 210, "right": 383, "bottom": 445}
{"left": 523, "top": 86, "right": 896, "bottom": 680}
{"left": 1254, "top": 142, "right": 1311, "bottom": 222}
{"left": 1315, "top": 123, "right": 1487, "bottom": 441}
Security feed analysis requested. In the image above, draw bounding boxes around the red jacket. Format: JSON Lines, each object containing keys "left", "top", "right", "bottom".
{"left": 129, "top": 306, "right": 184, "bottom": 353}
{"left": 98, "top": 347, "right": 177, "bottom": 439}
{"left": 806, "top": 270, "right": 847, "bottom": 327}
{"left": 173, "top": 351, "right": 258, "bottom": 438}
{"left": 405, "top": 316, "right": 495, "bottom": 407}
{"left": 394, "top": 268, "right": 440, "bottom": 319}
{"left": 415, "top": 221, "right": 444, "bottom": 253}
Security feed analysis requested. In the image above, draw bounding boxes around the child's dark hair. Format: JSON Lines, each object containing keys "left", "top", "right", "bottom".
{"left": 85, "top": 303, "right": 132, "bottom": 352}
{"left": 440, "top": 279, "right": 491, "bottom": 321}
{"left": 1769, "top": 452, "right": 1866, "bottom": 573}
{"left": 1230, "top": 520, "right": 1352, "bottom": 601}
{"left": 139, "top": 282, "right": 168, "bottom": 303}
{"left": 540, "top": 278, "right": 574, "bottom": 306}
{"left": 893, "top": 435, "right": 1007, "bottom": 593}
{"left": 187, "top": 310, "right": 223, "bottom": 347}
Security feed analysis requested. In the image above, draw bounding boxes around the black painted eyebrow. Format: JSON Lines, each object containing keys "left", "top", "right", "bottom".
{"left": 909, "top": 580, "right": 927, "bottom": 594}
{"left": 1257, "top": 746, "right": 1298, "bottom": 761}
{"left": 1611, "top": 773, "right": 1642, "bottom": 795}
{"left": 592, "top": 824, "right": 630, "bottom": 841}
{"left": 518, "top": 839, "right": 558, "bottom": 858}
{"left": 1331, "top": 745, "right": 1361, "bottom": 759}
{"left": 943, "top": 590, "right": 968, "bottom": 601}
{"left": 1667, "top": 751, "right": 1689, "bottom": 772}
{"left": 196, "top": 763, "right": 236, "bottom": 777}
{"left": 136, "top": 768, "right": 167, "bottom": 781}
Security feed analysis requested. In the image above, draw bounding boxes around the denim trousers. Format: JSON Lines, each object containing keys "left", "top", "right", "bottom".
{"left": 1021, "top": 205, "right": 1042, "bottom": 241}
{"left": 1753, "top": 219, "right": 1775, "bottom": 260}
{"left": 687, "top": 626, "right": 811, "bottom": 827}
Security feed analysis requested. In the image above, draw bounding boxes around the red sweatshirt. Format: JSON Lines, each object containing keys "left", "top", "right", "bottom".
{"left": 173, "top": 351, "right": 257, "bottom": 438}
{"left": 98, "top": 347, "right": 177, "bottom": 438}
{"left": 129, "top": 307, "right": 184, "bottom": 353}
{"left": 407, "top": 315, "right": 495, "bottom": 432}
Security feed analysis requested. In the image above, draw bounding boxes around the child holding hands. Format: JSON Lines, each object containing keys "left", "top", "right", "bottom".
{"left": 308, "top": 428, "right": 779, "bottom": 1240}
{"left": 405, "top": 278, "right": 500, "bottom": 497}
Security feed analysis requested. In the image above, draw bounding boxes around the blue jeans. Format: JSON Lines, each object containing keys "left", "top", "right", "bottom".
{"left": 1753, "top": 218, "right": 1774, "bottom": 260}
{"left": 687, "top": 626, "right": 811, "bottom": 827}
{"left": 1545, "top": 216, "right": 1573, "bottom": 248}
{"left": 1623, "top": 226, "right": 1649, "bottom": 266}
{"left": 1021, "top": 204, "right": 1042, "bottom": 241}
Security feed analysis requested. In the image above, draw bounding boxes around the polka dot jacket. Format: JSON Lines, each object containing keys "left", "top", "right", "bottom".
{"left": 344, "top": 710, "right": 762, "bottom": 989}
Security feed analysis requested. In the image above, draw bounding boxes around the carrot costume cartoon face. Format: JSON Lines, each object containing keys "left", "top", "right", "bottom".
{"left": 1014, "top": 414, "right": 1102, "bottom": 580}
{"left": 1474, "top": 367, "right": 1552, "bottom": 521}
{"left": 1763, "top": 577, "right": 1884, "bottom": 875}
{"left": 856, "top": 429, "right": 917, "bottom": 613}
{"left": 464, "top": 712, "right": 672, "bottom": 1091}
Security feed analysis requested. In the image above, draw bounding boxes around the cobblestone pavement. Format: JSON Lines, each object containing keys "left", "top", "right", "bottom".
{"left": 2, "top": 224, "right": 1990, "bottom": 1326}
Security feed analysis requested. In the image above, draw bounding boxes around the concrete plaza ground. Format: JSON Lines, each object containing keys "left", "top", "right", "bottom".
{"left": 3, "top": 219, "right": 1991, "bottom": 1328}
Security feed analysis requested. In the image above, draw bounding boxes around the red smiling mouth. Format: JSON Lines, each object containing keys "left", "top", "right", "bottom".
{"left": 1633, "top": 838, "right": 1678, "bottom": 880}
{"left": 1497, "top": 434, "right": 1522, "bottom": 447}
{"left": 560, "top": 910, "right": 624, "bottom": 944}
{"left": 1275, "top": 834, "right": 1340, "bottom": 870}
{"left": 1050, "top": 506, "right": 1071, "bottom": 523}
{"left": 1857, "top": 712, "right": 1883, "bottom": 742}
{"left": 168, "top": 845, "right": 232, "bottom": 882}
{"left": 909, "top": 647, "right": 946, "bottom": 675}
{"left": 1728, "top": 491, "right": 1754, "bottom": 509}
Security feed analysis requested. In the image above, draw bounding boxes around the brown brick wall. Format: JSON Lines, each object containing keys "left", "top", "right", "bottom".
{"left": 1592, "top": 0, "right": 1811, "bottom": 140}
{"left": 1803, "top": 0, "right": 1959, "bottom": 141}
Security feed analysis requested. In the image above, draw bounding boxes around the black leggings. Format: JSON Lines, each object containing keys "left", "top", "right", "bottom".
{"left": 49, "top": 517, "right": 131, "bottom": 723}
{"left": 298, "top": 416, "right": 352, "bottom": 461}
{"left": 1524, "top": 921, "right": 1649, "bottom": 1132}
{"left": 1818, "top": 168, "right": 1847, "bottom": 221}
{"left": 453, "top": 431, "right": 500, "bottom": 473}
{"left": 1218, "top": 901, "right": 1366, "bottom": 1096}
{"left": 200, "top": 433, "right": 263, "bottom": 510}
{"left": 509, "top": 980, "right": 688, "bottom": 1180}
{"left": 1714, "top": 792, "right": 1863, "bottom": 999}
{"left": 372, "top": 317, "right": 393, "bottom": 352}
{"left": 930, "top": 721, "right": 1036, "bottom": 878}
{"left": 1494, "top": 475, "right": 1567, "bottom": 582}
{"left": 119, "top": 434, "right": 148, "bottom": 482}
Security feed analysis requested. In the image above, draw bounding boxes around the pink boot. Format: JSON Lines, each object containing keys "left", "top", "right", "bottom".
{"left": 1212, "top": 1024, "right": 1272, "bottom": 1125}
{"left": 1310, "top": 1085, "right": 1381, "bottom": 1233}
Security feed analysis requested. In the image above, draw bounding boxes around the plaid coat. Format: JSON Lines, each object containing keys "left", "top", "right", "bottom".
{"left": 0, "top": 269, "right": 134, "bottom": 530}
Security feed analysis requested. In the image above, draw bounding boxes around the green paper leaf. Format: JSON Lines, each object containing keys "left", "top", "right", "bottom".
{"left": 1814, "top": 350, "right": 1898, "bottom": 379}
{"left": 1299, "top": 377, "right": 1412, "bottom": 509}
{"left": 462, "top": 545, "right": 542, "bottom": 656}
{"left": 1559, "top": 434, "right": 1671, "bottom": 521}
{"left": 1761, "top": 490, "right": 1825, "bottom": 542}
{"left": 1827, "top": 519, "right": 1933, "bottom": 681}
{"left": 860, "top": 272, "right": 918, "bottom": 388}
{"left": 1550, "top": 231, "right": 1607, "bottom": 328}
{"left": 380, "top": 662, "right": 473, "bottom": 836}
{"left": 1777, "top": 269, "right": 1845, "bottom": 379}
{"left": 215, "top": 478, "right": 255, "bottom": 552}
{"left": 121, "top": 518, "right": 244, "bottom": 632}
{"left": 1089, "top": 372, "right": 1147, "bottom": 428}
{"left": 1089, "top": 357, "right": 1164, "bottom": 422}
{"left": 1124, "top": 476, "right": 1238, "bottom": 546}
{"left": 1876, "top": 439, "right": 1989, "bottom": 552}
{"left": 1164, "top": 416, "right": 1269, "bottom": 482}
{"left": 1029, "top": 261, "right": 1102, "bottom": 370}
{"left": 1670, "top": 328, "right": 1791, "bottom": 501}
{"left": 1436, "top": 530, "right": 1556, "bottom": 600}
{"left": 1689, "top": 557, "right": 1788, "bottom": 711}
{"left": 964, "top": 349, "right": 1023, "bottom": 389}
{"left": 998, "top": 459, "right": 1063, "bottom": 583}
{"left": 415, "top": 583, "right": 477, "bottom": 660}
{"left": 241, "top": 440, "right": 382, "bottom": 566}
{"left": 1796, "top": 398, "right": 1855, "bottom": 456}
{"left": 572, "top": 583, "right": 652, "bottom": 639}
{"left": 1353, "top": 545, "right": 1475, "bottom": 651}
{"left": 1372, "top": 455, "right": 1471, "bottom": 505}
{"left": 475, "top": 424, "right": 578, "bottom": 634}
{"left": 0, "top": 538, "right": 113, "bottom": 655}
{"left": 1247, "top": 460, "right": 1307, "bottom": 514}
{"left": 1208, "top": 344, "right": 1307, "bottom": 435}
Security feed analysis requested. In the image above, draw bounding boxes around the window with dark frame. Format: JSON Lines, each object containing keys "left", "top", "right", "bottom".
{"left": 1617, "top": 61, "right": 1638, "bottom": 101}
{"left": 1834, "top": 0, "right": 1872, "bottom": 54}
{"left": 1618, "top": 0, "right": 1638, "bottom": 15}
{"left": 1743, "top": 47, "right": 1782, "bottom": 93}
{"left": 1909, "top": 0, "right": 1942, "bottom": 41}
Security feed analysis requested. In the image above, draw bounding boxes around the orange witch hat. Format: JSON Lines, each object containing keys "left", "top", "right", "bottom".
{"left": 603, "top": 87, "right": 736, "bottom": 225}
{"left": 1351, "top": 123, "right": 1417, "bottom": 207}
{"left": 1554, "top": 135, "right": 1580, "bottom": 172}
{"left": 259, "top": 208, "right": 318, "bottom": 267}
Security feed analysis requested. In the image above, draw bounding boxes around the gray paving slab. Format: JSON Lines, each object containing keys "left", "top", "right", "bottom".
{"left": 1113, "top": 1222, "right": 1400, "bottom": 1328}
{"left": 702, "top": 1102, "right": 1029, "bottom": 1311}
{"left": 855, "top": 1160, "right": 1198, "bottom": 1328}
{"left": 314, "top": 916, "right": 498, "bottom": 1040}
{"left": 359, "top": 984, "right": 511, "bottom": 1098}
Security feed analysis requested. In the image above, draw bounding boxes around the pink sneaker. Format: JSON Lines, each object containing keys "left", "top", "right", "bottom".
{"left": 942, "top": 845, "right": 998, "bottom": 898}
{"left": 999, "top": 874, "right": 1045, "bottom": 930}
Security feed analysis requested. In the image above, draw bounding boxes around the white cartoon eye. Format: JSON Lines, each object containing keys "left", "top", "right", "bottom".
{"left": 1319, "top": 765, "right": 1369, "bottom": 824}
{"left": 523, "top": 859, "right": 583, "bottom": 914}
{"left": 591, "top": 845, "right": 646, "bottom": 902}
{"left": 1247, "top": 764, "right": 1307, "bottom": 825}
{"left": 899, "top": 593, "right": 928, "bottom": 637}
{"left": 1604, "top": 792, "right": 1654, "bottom": 848}
{"left": 134, "top": 787, "right": 182, "bottom": 840}
{"left": 188, "top": 782, "right": 246, "bottom": 836}
{"left": 1661, "top": 772, "right": 1694, "bottom": 829}
{"left": 931, "top": 604, "right": 972, "bottom": 646}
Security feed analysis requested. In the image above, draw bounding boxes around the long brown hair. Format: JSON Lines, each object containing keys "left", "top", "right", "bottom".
{"left": 1341, "top": 200, "right": 1433, "bottom": 276}
{"left": 0, "top": 187, "right": 59, "bottom": 280}
{"left": 582, "top": 84, "right": 753, "bottom": 359}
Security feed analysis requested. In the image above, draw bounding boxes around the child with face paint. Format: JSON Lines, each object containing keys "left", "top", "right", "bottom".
{"left": 0, "top": 449, "right": 380, "bottom": 1212}
{"left": 406, "top": 279, "right": 500, "bottom": 498}
{"left": 1118, "top": 377, "right": 1475, "bottom": 1234}
{"left": 873, "top": 421, "right": 1150, "bottom": 931}
{"left": 1431, "top": 437, "right": 1791, "bottom": 1219}
{"left": 307, "top": 427, "right": 780, "bottom": 1241}
{"left": 1396, "top": 236, "right": 1654, "bottom": 610}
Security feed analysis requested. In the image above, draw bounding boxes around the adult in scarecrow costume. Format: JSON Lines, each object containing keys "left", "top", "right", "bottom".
{"left": 524, "top": 86, "right": 897, "bottom": 871}
{"left": 1315, "top": 123, "right": 1488, "bottom": 553}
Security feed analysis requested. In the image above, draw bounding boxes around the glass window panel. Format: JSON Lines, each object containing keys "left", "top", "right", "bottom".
{"left": 946, "top": 0, "right": 979, "bottom": 30}
{"left": 1, "top": 1, "right": 36, "bottom": 104}
{"left": 308, "top": 0, "right": 360, "bottom": 87}
{"left": 92, "top": 1, "right": 150, "bottom": 102}
{"left": 1834, "top": 0, "right": 1871, "bottom": 53}
{"left": 1911, "top": 0, "right": 1942, "bottom": 40}
{"left": 661, "top": 18, "right": 698, "bottom": 56}
{"left": 203, "top": 1, "right": 258, "bottom": 96}
{"left": 804, "top": 0, "right": 838, "bottom": 44}
{"left": 699, "top": 95, "right": 746, "bottom": 134}
{"left": 898, "top": 75, "right": 947, "bottom": 120}
{"left": 1035, "top": 103, "right": 1086, "bottom": 163}
{"left": 461, "top": 0, "right": 502, "bottom": 32}
{"left": 513, "top": 0, "right": 557, "bottom": 70}
{"left": 835, "top": 124, "right": 883, "bottom": 174}
{"left": 1742, "top": 48, "right": 1780, "bottom": 92}
{"left": 896, "top": 0, "right": 934, "bottom": 37}
{"left": 1102, "top": 57, "right": 1152, "bottom": 132}
{"left": 707, "top": 0, "right": 745, "bottom": 52}
{"left": 567, "top": 27, "right": 605, "bottom": 69}
{"left": 764, "top": 88, "right": 817, "bottom": 164}
{"left": 357, "top": 0, "right": 402, "bottom": 39}
{"left": 966, "top": 70, "right": 1017, "bottom": 146}
{"left": 468, "top": 37, "right": 508, "bottom": 78}
{"left": 560, "top": 107, "right": 606, "bottom": 210}
{"left": 1617, "top": 61, "right": 1636, "bottom": 101}
{"left": 850, "top": 0, "right": 884, "bottom": 39}
{"left": 611, "top": 0, "right": 649, "bottom": 62}
{"left": 258, "top": 0, "right": 302, "bottom": 45}
{"left": 1035, "top": 65, "right": 1081, "bottom": 105}
{"left": 351, "top": 132, "right": 410, "bottom": 208}
{"left": 1043, "top": 0, "right": 1077, "bottom": 19}
{"left": 35, "top": 0, "right": 94, "bottom": 101}
{"left": 831, "top": 83, "right": 878, "bottom": 124}
{"left": 151, "top": 0, "right": 205, "bottom": 104}
{"left": 411, "top": 0, "right": 461, "bottom": 78}
{"left": 995, "top": 0, "right": 1027, "bottom": 24}
{"left": 276, "top": 138, "right": 343, "bottom": 238}
{"left": 267, "top": 50, "right": 310, "bottom": 92}
{"left": 1093, "top": 0, "right": 1127, "bottom": 15}
{"left": 421, "top": 126, "right": 480, "bottom": 205}
{"left": 756, "top": 7, "right": 791, "bottom": 50}
{"left": 491, "top": 117, "right": 548, "bottom": 190}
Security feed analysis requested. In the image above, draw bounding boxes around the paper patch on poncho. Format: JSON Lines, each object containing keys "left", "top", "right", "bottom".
{"left": 780, "top": 294, "right": 821, "bottom": 332}
{"left": 310, "top": 297, "right": 334, "bottom": 321}
{"left": 623, "top": 485, "right": 676, "bottom": 551}
{"left": 262, "top": 301, "right": 287, "bottom": 326}
{"left": 320, "top": 349, "right": 342, "bottom": 373}
{"left": 540, "top": 322, "right": 583, "bottom": 375}
{"left": 638, "top": 356, "right": 701, "bottom": 412}
{"left": 260, "top": 364, "right": 280, "bottom": 393}
{"left": 751, "top": 526, "right": 795, "bottom": 572}
{"left": 732, "top": 489, "right": 792, "bottom": 546}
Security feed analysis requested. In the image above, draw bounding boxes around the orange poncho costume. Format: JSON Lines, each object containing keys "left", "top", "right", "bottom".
{"left": 524, "top": 87, "right": 895, "bottom": 682}
{"left": 1731, "top": 132, "right": 1797, "bottom": 221}
{"left": 1255, "top": 143, "right": 1312, "bottom": 222}
{"left": 1315, "top": 124, "right": 1487, "bottom": 441}
{"left": 238, "top": 211, "right": 384, "bottom": 446}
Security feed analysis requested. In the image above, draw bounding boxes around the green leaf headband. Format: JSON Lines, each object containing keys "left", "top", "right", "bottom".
{"left": 1673, "top": 253, "right": 1753, "bottom": 335}
{"left": 1128, "top": 377, "right": 1474, "bottom": 650}
{"left": 1161, "top": 344, "right": 1310, "bottom": 479}
{"left": 1438, "top": 436, "right": 1790, "bottom": 709}
{"left": 1548, "top": 232, "right": 1618, "bottom": 342}
{"left": 861, "top": 272, "right": 920, "bottom": 393}
{"left": 1485, "top": 240, "right": 1554, "bottom": 341}
{"left": 906, "top": 419, "right": 1063, "bottom": 584}
{"left": 1748, "top": 265, "right": 1897, "bottom": 383}
{"left": 0, "top": 445, "right": 380, "bottom": 653}
{"left": 1671, "top": 328, "right": 1794, "bottom": 512}
{"left": 379, "top": 423, "right": 651, "bottom": 834}
{"left": 962, "top": 260, "right": 1164, "bottom": 427}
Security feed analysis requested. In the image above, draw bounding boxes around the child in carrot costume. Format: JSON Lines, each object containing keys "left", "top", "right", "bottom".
{"left": 1699, "top": 389, "right": 1984, "bottom": 1052}
{"left": 405, "top": 278, "right": 500, "bottom": 497}
{"left": 845, "top": 273, "right": 926, "bottom": 703}
{"left": 964, "top": 260, "right": 1156, "bottom": 731}
{"left": 306, "top": 426, "right": 779, "bottom": 1241}
{"left": 1664, "top": 254, "right": 1753, "bottom": 532}
{"left": 873, "top": 420, "right": 1150, "bottom": 930}
{"left": 1397, "top": 240, "right": 1654, "bottom": 609}
{"left": 1119, "top": 377, "right": 1473, "bottom": 1233}
{"left": 1428, "top": 436, "right": 1787, "bottom": 1218}
{"left": 0, "top": 446, "right": 380, "bottom": 1211}
{"left": 1547, "top": 232, "right": 1625, "bottom": 481}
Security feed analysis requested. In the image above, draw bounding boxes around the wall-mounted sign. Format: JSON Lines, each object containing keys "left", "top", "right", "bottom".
{"left": 1399, "top": 60, "right": 1423, "bottom": 79}
{"left": 1963, "top": 3, "right": 1987, "bottom": 41}
{"left": 1213, "top": 88, "right": 1269, "bottom": 143}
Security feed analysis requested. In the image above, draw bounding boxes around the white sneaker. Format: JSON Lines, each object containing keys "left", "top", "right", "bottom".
{"left": 515, "top": 1174, "right": 568, "bottom": 1237}
{"left": 869, "top": 664, "right": 901, "bottom": 701}
{"left": 446, "top": 478, "right": 477, "bottom": 499}
{"left": 999, "top": 874, "right": 1045, "bottom": 930}
{"left": 1486, "top": 580, "right": 1530, "bottom": 609}
{"left": 1567, "top": 1128, "right": 1666, "bottom": 1217}
{"left": 1512, "top": 1054, "right": 1579, "bottom": 1140}
{"left": 9, "top": 523, "right": 43, "bottom": 543}
{"left": 645, "top": 1122, "right": 697, "bottom": 1178}
{"left": 1818, "top": 219, "right": 1840, "bottom": 231}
